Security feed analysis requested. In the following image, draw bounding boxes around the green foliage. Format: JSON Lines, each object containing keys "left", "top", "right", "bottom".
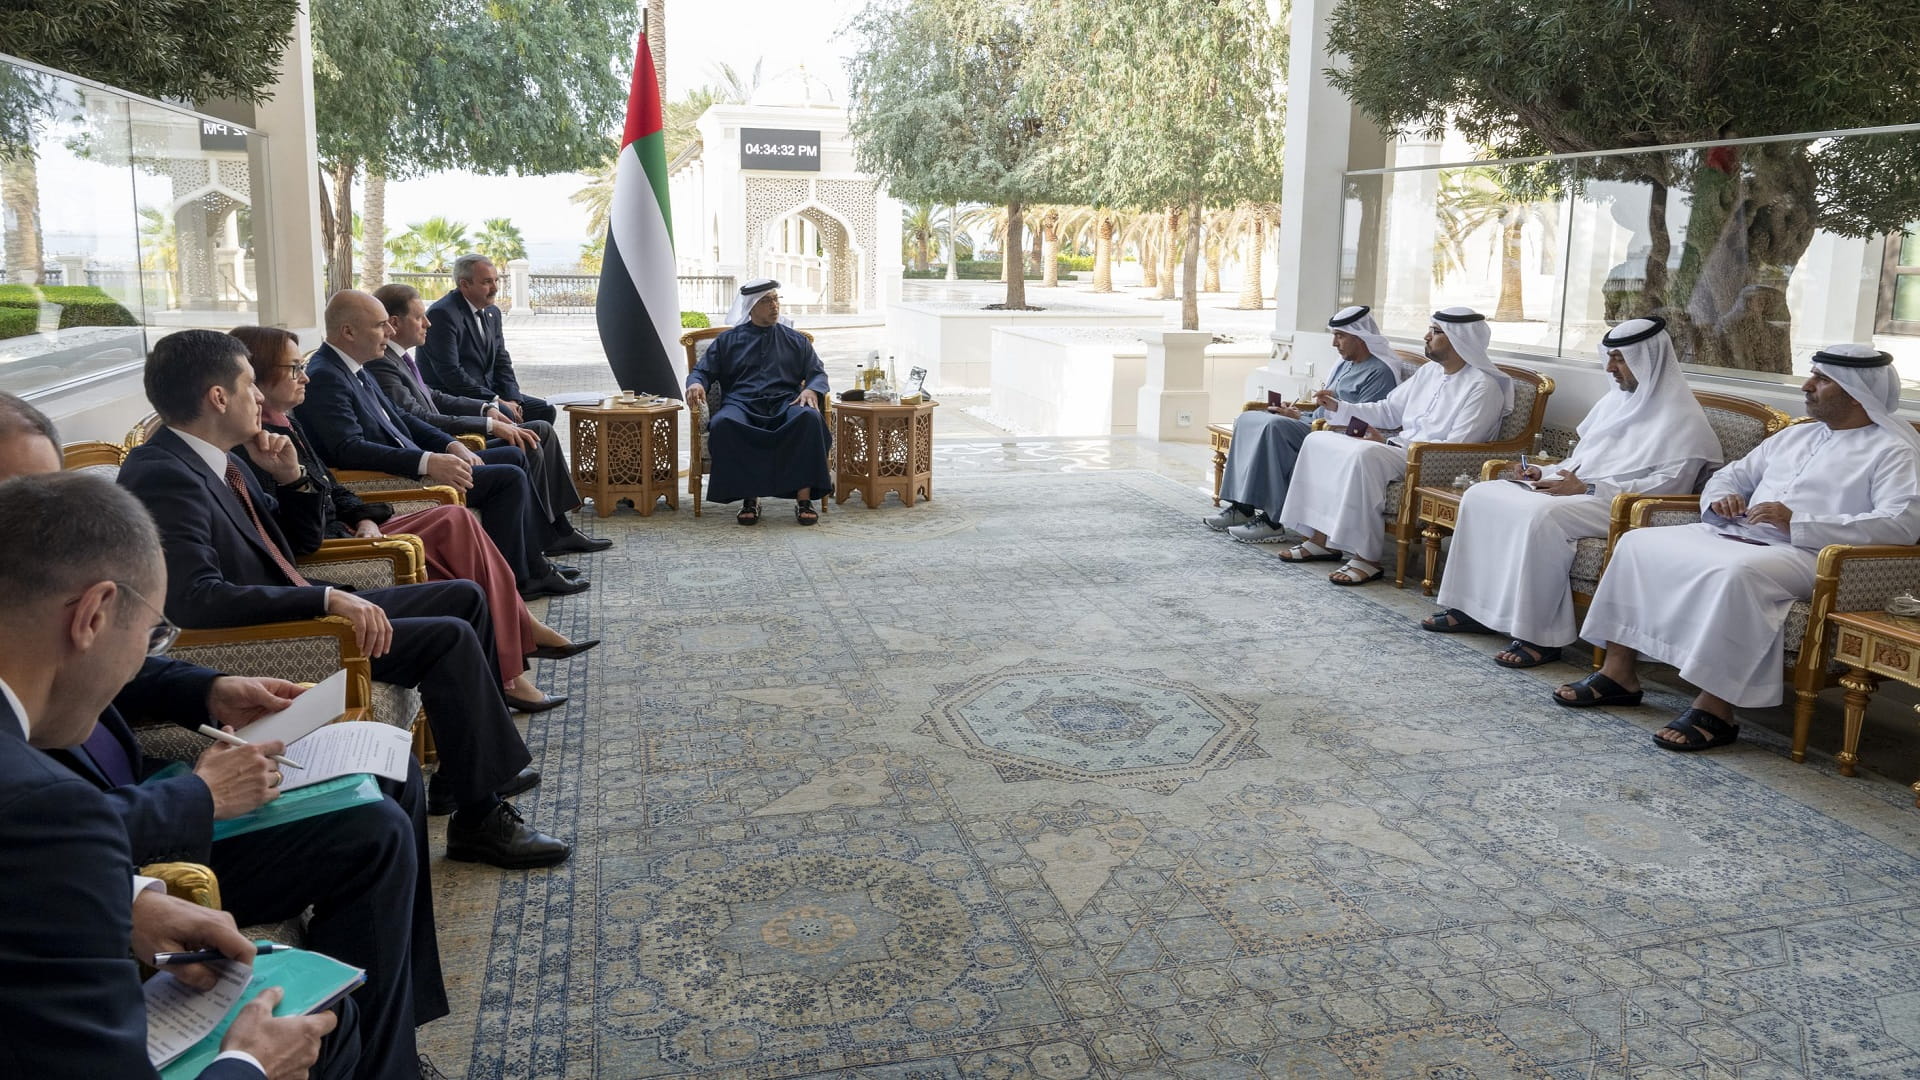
{"left": 386, "top": 217, "right": 471, "bottom": 273}
{"left": 0, "top": 285, "right": 137, "bottom": 328}
{"left": 845, "top": 0, "right": 1070, "bottom": 209}
{"left": 0, "top": 305, "right": 35, "bottom": 340}
{"left": 680, "top": 311, "right": 711, "bottom": 329}
{"left": 0, "top": 0, "right": 299, "bottom": 103}
{"left": 901, "top": 259, "right": 1064, "bottom": 280}
{"left": 476, "top": 218, "right": 528, "bottom": 266}
{"left": 1057, "top": 253, "right": 1094, "bottom": 272}
{"left": 577, "top": 236, "right": 605, "bottom": 274}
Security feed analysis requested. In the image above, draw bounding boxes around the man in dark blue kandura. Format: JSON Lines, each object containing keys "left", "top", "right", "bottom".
{"left": 685, "top": 278, "right": 833, "bottom": 526}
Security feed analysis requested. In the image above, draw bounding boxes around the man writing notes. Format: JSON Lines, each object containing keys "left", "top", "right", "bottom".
{"left": 1278, "top": 306, "right": 1509, "bottom": 585}
{"left": 1558, "top": 345, "right": 1920, "bottom": 751}
{"left": 686, "top": 279, "right": 833, "bottom": 526}
{"left": 119, "top": 330, "right": 570, "bottom": 867}
{"left": 1424, "top": 317, "right": 1720, "bottom": 667}
{"left": 0, "top": 471, "right": 355, "bottom": 1079}
{"left": 1205, "top": 305, "right": 1401, "bottom": 543}
{"left": 420, "top": 255, "right": 556, "bottom": 423}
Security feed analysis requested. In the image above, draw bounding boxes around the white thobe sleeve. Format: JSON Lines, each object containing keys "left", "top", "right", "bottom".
{"left": 1790, "top": 443, "right": 1920, "bottom": 548}
{"left": 1418, "top": 376, "right": 1504, "bottom": 443}
{"left": 1570, "top": 459, "right": 1705, "bottom": 503}
{"left": 1325, "top": 375, "right": 1412, "bottom": 430}
{"left": 1699, "top": 437, "right": 1773, "bottom": 527}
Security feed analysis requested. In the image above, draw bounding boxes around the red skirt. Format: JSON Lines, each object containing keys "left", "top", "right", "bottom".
{"left": 383, "top": 505, "right": 532, "bottom": 688}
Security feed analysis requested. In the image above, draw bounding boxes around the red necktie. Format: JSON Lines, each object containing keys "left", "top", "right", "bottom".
{"left": 224, "top": 458, "right": 310, "bottom": 587}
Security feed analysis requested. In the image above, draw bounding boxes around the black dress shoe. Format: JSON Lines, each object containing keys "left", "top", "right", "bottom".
{"left": 496, "top": 766, "right": 540, "bottom": 800}
{"left": 529, "top": 638, "right": 599, "bottom": 661}
{"left": 544, "top": 531, "right": 613, "bottom": 555}
{"left": 505, "top": 691, "right": 569, "bottom": 714}
{"left": 551, "top": 563, "right": 583, "bottom": 579}
{"left": 445, "top": 802, "right": 570, "bottom": 868}
{"left": 519, "top": 570, "right": 590, "bottom": 600}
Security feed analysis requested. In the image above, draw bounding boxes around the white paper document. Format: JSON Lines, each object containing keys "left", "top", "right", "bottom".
{"left": 280, "top": 721, "right": 413, "bottom": 789}
{"left": 146, "top": 958, "right": 252, "bottom": 1065}
{"left": 235, "top": 668, "right": 350, "bottom": 748}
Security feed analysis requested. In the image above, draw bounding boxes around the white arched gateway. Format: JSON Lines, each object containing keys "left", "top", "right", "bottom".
{"left": 665, "top": 96, "right": 903, "bottom": 318}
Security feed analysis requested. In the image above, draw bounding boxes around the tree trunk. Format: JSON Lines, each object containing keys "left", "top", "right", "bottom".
{"left": 646, "top": 0, "right": 667, "bottom": 106}
{"left": 913, "top": 236, "right": 929, "bottom": 273}
{"left": 1002, "top": 200, "right": 1027, "bottom": 309}
{"left": 1040, "top": 214, "right": 1059, "bottom": 288}
{"left": 1202, "top": 232, "right": 1221, "bottom": 294}
{"left": 1157, "top": 209, "right": 1178, "bottom": 301}
{"left": 317, "top": 164, "right": 337, "bottom": 288}
{"left": 360, "top": 167, "right": 386, "bottom": 290}
{"left": 1236, "top": 218, "right": 1265, "bottom": 309}
{"left": 1494, "top": 216, "right": 1525, "bottom": 321}
{"left": 1641, "top": 176, "right": 1669, "bottom": 314}
{"left": 327, "top": 158, "right": 356, "bottom": 295}
{"left": 1, "top": 154, "right": 43, "bottom": 284}
{"left": 1093, "top": 216, "right": 1114, "bottom": 293}
{"left": 1181, "top": 201, "right": 1201, "bottom": 330}
{"left": 1140, "top": 236, "right": 1158, "bottom": 290}
{"left": 945, "top": 203, "right": 958, "bottom": 280}
{"left": 1028, "top": 221, "right": 1041, "bottom": 280}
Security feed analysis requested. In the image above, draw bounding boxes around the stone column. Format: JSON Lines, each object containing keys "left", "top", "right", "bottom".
{"left": 251, "top": 2, "right": 325, "bottom": 336}
{"left": 507, "top": 258, "right": 531, "bottom": 311}
{"left": 1136, "top": 330, "right": 1213, "bottom": 442}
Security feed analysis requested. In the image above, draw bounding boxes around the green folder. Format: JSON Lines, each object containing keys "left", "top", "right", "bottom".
{"left": 144, "top": 763, "right": 386, "bottom": 840}
{"left": 157, "top": 946, "right": 366, "bottom": 1079}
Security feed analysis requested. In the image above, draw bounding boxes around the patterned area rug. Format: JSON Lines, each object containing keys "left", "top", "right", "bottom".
{"left": 423, "top": 466, "right": 1920, "bottom": 1080}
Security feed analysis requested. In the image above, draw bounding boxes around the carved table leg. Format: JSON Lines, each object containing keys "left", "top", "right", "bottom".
{"left": 1837, "top": 667, "right": 1877, "bottom": 778}
{"left": 1211, "top": 447, "right": 1226, "bottom": 506}
{"left": 1420, "top": 525, "right": 1444, "bottom": 597}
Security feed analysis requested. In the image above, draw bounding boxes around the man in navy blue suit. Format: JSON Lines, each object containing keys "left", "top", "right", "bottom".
{"left": 118, "top": 329, "right": 569, "bottom": 869}
{"left": 298, "top": 290, "right": 587, "bottom": 601}
{"left": 419, "top": 254, "right": 557, "bottom": 423}
{"left": 0, "top": 391, "right": 443, "bottom": 1079}
{"left": 0, "top": 470, "right": 356, "bottom": 1079}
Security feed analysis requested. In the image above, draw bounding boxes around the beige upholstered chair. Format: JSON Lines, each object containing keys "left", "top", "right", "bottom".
{"left": 680, "top": 325, "right": 832, "bottom": 517}
{"left": 1598, "top": 417, "right": 1920, "bottom": 766}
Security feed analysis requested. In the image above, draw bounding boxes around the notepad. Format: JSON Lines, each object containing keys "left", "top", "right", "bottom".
{"left": 144, "top": 764, "right": 388, "bottom": 841}
{"left": 150, "top": 947, "right": 365, "bottom": 1077}
{"left": 231, "top": 668, "right": 349, "bottom": 748}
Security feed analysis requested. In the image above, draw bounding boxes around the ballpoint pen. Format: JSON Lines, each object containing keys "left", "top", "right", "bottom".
{"left": 197, "top": 724, "right": 304, "bottom": 770}
{"left": 154, "top": 942, "right": 286, "bottom": 966}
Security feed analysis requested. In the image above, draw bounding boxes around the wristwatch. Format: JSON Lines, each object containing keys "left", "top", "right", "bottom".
{"left": 279, "top": 469, "right": 314, "bottom": 492}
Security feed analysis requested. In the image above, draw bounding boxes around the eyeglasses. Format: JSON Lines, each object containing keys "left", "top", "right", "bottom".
{"left": 279, "top": 362, "right": 309, "bottom": 377}
{"left": 66, "top": 581, "right": 180, "bottom": 656}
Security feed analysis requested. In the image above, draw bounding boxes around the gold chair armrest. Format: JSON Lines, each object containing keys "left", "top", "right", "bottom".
{"left": 139, "top": 861, "right": 222, "bottom": 908}
{"left": 172, "top": 616, "right": 373, "bottom": 714}
{"left": 62, "top": 440, "right": 128, "bottom": 469}
{"left": 354, "top": 484, "right": 463, "bottom": 507}
{"left": 302, "top": 537, "right": 425, "bottom": 585}
{"left": 456, "top": 433, "right": 488, "bottom": 452}
{"left": 1478, "top": 454, "right": 1562, "bottom": 481}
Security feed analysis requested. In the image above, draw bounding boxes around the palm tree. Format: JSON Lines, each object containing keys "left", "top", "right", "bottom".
{"left": 387, "top": 216, "right": 470, "bottom": 274}
{"left": 360, "top": 168, "right": 386, "bottom": 289}
{"left": 477, "top": 217, "right": 528, "bottom": 266}
{"left": 1432, "top": 165, "right": 1558, "bottom": 321}
{"left": 1036, "top": 206, "right": 1063, "bottom": 287}
{"left": 957, "top": 204, "right": 1010, "bottom": 278}
{"left": 137, "top": 206, "right": 179, "bottom": 307}
{"left": 578, "top": 236, "right": 605, "bottom": 274}
{"left": 901, "top": 202, "right": 950, "bottom": 272}
{"left": 1235, "top": 202, "right": 1279, "bottom": 310}
{"left": 710, "top": 59, "right": 764, "bottom": 103}
{"left": 646, "top": 0, "right": 667, "bottom": 105}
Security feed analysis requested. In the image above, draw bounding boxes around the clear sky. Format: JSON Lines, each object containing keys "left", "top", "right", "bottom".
{"left": 382, "top": 0, "right": 865, "bottom": 271}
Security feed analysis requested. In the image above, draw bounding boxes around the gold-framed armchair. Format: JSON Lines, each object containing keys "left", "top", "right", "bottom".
{"left": 1381, "top": 363, "right": 1554, "bottom": 586}
{"left": 680, "top": 325, "right": 833, "bottom": 517}
{"left": 1206, "top": 348, "right": 1427, "bottom": 505}
{"left": 139, "top": 862, "right": 305, "bottom": 949}
{"left": 1602, "top": 489, "right": 1920, "bottom": 767}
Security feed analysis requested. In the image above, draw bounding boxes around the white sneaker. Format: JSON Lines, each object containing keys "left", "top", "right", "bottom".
{"left": 1227, "top": 518, "right": 1290, "bottom": 544}
{"left": 1203, "top": 506, "right": 1254, "bottom": 531}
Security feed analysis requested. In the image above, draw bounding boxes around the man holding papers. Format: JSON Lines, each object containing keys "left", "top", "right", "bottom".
{"left": 1, "top": 390, "right": 444, "bottom": 1080}
{"left": 1423, "top": 318, "right": 1720, "bottom": 666}
{"left": 0, "top": 470, "right": 356, "bottom": 1079}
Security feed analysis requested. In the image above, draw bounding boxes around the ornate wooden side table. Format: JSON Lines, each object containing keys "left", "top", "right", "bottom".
{"left": 1414, "top": 485, "right": 1467, "bottom": 597}
{"left": 565, "top": 399, "right": 680, "bottom": 517}
{"left": 833, "top": 399, "right": 938, "bottom": 508}
{"left": 1826, "top": 609, "right": 1920, "bottom": 805}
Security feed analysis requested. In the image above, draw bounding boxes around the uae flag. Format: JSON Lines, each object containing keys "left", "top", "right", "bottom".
{"left": 596, "top": 34, "right": 685, "bottom": 397}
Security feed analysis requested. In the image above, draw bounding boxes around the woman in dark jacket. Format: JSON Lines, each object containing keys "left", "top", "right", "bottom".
{"left": 232, "top": 326, "right": 593, "bottom": 713}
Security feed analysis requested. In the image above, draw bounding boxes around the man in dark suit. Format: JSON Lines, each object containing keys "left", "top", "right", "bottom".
{"left": 419, "top": 254, "right": 556, "bottom": 423}
{"left": 297, "top": 289, "right": 588, "bottom": 600}
{"left": 118, "top": 328, "right": 570, "bottom": 869}
{"left": 0, "top": 470, "right": 354, "bottom": 1080}
{"left": 0, "top": 392, "right": 442, "bottom": 1080}
{"left": 369, "top": 283, "right": 608, "bottom": 555}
